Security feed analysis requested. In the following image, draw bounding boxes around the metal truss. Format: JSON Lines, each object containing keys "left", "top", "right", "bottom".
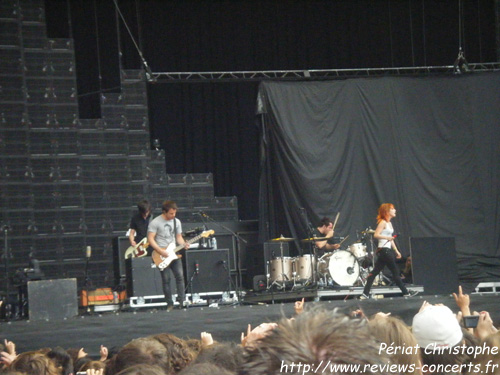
{"left": 151, "top": 62, "right": 500, "bottom": 82}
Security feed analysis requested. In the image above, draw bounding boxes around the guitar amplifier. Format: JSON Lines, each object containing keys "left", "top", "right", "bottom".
{"left": 126, "top": 257, "right": 176, "bottom": 298}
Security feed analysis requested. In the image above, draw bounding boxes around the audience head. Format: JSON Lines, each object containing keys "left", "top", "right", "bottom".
{"left": 110, "top": 337, "right": 171, "bottom": 375}
{"left": 470, "top": 331, "right": 500, "bottom": 374}
{"left": 47, "top": 346, "right": 74, "bottom": 375}
{"left": 239, "top": 307, "right": 391, "bottom": 375}
{"left": 114, "top": 364, "right": 166, "bottom": 375}
{"left": 368, "top": 314, "right": 421, "bottom": 374}
{"left": 178, "top": 363, "right": 233, "bottom": 375}
{"left": 412, "top": 303, "right": 468, "bottom": 373}
{"left": 191, "top": 342, "right": 244, "bottom": 372}
{"left": 150, "top": 333, "right": 193, "bottom": 373}
{"left": 10, "top": 351, "right": 61, "bottom": 375}
{"left": 412, "top": 304, "right": 463, "bottom": 350}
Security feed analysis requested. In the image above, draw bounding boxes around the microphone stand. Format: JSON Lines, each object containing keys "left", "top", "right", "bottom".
{"left": 221, "top": 260, "right": 236, "bottom": 303}
{"left": 186, "top": 266, "right": 198, "bottom": 306}
{"left": 195, "top": 212, "right": 247, "bottom": 305}
{"left": 84, "top": 246, "right": 92, "bottom": 314}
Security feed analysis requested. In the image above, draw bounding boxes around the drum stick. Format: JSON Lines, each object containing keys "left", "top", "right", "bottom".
{"left": 332, "top": 212, "right": 340, "bottom": 231}
{"left": 338, "top": 235, "right": 350, "bottom": 246}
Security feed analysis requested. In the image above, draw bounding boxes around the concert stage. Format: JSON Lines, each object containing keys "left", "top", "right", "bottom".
{"left": 242, "top": 284, "right": 425, "bottom": 304}
{"left": 2, "top": 291, "right": 498, "bottom": 359}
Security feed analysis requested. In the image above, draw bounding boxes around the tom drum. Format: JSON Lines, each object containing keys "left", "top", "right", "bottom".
{"left": 269, "top": 257, "right": 294, "bottom": 282}
{"left": 349, "top": 243, "right": 367, "bottom": 258}
{"left": 295, "top": 254, "right": 315, "bottom": 281}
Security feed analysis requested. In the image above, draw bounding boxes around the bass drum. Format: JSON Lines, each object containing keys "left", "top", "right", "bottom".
{"left": 325, "top": 250, "right": 360, "bottom": 286}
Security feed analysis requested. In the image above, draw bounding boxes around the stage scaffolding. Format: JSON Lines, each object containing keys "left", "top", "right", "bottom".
{"left": 150, "top": 62, "right": 500, "bottom": 82}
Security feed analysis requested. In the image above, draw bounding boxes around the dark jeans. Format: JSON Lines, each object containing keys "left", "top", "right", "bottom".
{"left": 363, "top": 247, "right": 408, "bottom": 296}
{"left": 160, "top": 258, "right": 185, "bottom": 306}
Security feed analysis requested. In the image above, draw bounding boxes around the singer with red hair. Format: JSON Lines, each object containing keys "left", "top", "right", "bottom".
{"left": 360, "top": 203, "right": 417, "bottom": 299}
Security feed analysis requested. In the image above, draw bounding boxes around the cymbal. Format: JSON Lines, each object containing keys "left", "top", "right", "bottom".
{"left": 361, "top": 229, "right": 375, "bottom": 234}
{"left": 301, "top": 237, "right": 329, "bottom": 242}
{"left": 270, "top": 237, "right": 295, "bottom": 242}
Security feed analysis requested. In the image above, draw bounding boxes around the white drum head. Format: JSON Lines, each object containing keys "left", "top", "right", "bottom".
{"left": 327, "top": 250, "right": 360, "bottom": 286}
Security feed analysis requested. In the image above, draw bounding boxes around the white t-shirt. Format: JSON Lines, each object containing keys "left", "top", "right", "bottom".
{"left": 147, "top": 215, "right": 182, "bottom": 248}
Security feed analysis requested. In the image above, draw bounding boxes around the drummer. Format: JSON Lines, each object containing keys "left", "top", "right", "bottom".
{"left": 314, "top": 217, "right": 340, "bottom": 257}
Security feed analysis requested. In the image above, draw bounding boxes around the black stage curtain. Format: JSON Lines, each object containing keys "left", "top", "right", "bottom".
{"left": 258, "top": 72, "right": 500, "bottom": 282}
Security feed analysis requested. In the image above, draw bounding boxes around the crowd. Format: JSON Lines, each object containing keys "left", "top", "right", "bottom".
{"left": 1, "top": 287, "right": 499, "bottom": 375}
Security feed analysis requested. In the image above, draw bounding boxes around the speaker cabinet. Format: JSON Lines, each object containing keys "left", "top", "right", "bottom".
{"left": 410, "top": 237, "right": 459, "bottom": 295}
{"left": 28, "top": 278, "right": 78, "bottom": 321}
{"left": 185, "top": 249, "right": 230, "bottom": 294}
{"left": 234, "top": 231, "right": 258, "bottom": 272}
{"left": 126, "top": 257, "right": 176, "bottom": 297}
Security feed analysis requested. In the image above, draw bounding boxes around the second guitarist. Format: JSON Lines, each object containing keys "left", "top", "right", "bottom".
{"left": 147, "top": 200, "right": 189, "bottom": 310}
{"left": 128, "top": 199, "right": 152, "bottom": 256}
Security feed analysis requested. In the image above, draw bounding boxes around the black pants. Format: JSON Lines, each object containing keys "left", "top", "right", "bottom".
{"left": 160, "top": 258, "right": 185, "bottom": 306}
{"left": 363, "top": 247, "right": 408, "bottom": 296}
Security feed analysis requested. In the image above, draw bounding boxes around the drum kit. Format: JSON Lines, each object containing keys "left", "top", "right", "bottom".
{"left": 266, "top": 228, "right": 377, "bottom": 290}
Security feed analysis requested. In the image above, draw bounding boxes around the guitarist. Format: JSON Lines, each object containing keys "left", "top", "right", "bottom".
{"left": 128, "top": 199, "right": 152, "bottom": 255}
{"left": 147, "top": 200, "right": 189, "bottom": 310}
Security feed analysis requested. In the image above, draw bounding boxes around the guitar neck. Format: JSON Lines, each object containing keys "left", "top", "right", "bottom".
{"left": 173, "top": 233, "right": 206, "bottom": 253}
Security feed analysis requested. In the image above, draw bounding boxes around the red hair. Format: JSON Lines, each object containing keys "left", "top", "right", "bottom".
{"left": 377, "top": 203, "right": 394, "bottom": 224}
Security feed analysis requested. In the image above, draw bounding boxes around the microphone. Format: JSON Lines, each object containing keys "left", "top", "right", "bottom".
{"left": 86, "top": 246, "right": 91, "bottom": 258}
{"left": 195, "top": 261, "right": 199, "bottom": 274}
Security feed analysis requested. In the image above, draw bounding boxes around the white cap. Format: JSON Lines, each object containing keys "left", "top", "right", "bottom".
{"left": 412, "top": 305, "right": 463, "bottom": 349}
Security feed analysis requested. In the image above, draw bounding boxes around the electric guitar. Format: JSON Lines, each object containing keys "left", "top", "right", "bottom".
{"left": 124, "top": 237, "right": 149, "bottom": 259}
{"left": 152, "top": 230, "right": 215, "bottom": 271}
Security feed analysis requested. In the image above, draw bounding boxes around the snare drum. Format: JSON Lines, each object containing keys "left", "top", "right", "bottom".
{"left": 349, "top": 243, "right": 367, "bottom": 258}
{"left": 269, "top": 257, "right": 294, "bottom": 282}
{"left": 295, "top": 254, "right": 315, "bottom": 281}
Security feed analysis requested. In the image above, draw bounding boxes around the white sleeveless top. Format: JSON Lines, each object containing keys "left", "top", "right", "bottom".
{"left": 378, "top": 222, "right": 393, "bottom": 248}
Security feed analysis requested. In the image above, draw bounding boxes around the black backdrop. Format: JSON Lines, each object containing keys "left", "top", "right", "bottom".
{"left": 257, "top": 73, "right": 500, "bottom": 281}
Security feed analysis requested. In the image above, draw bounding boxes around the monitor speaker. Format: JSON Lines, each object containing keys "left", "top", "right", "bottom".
{"left": 28, "top": 278, "right": 78, "bottom": 321}
{"left": 410, "top": 237, "right": 459, "bottom": 295}
{"left": 185, "top": 249, "right": 230, "bottom": 294}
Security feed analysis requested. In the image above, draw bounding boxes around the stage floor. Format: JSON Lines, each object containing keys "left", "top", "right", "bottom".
{"left": 1, "top": 291, "right": 498, "bottom": 358}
